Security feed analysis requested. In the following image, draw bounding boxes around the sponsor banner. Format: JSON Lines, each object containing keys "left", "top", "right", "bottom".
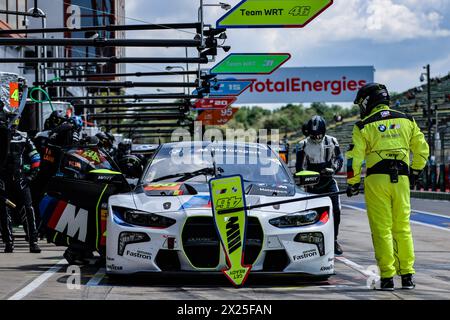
{"left": 224, "top": 66, "right": 374, "bottom": 103}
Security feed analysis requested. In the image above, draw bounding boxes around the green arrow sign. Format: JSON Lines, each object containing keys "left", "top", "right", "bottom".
{"left": 209, "top": 175, "right": 251, "bottom": 287}
{"left": 217, "top": 0, "right": 333, "bottom": 28}
{"left": 210, "top": 53, "right": 291, "bottom": 75}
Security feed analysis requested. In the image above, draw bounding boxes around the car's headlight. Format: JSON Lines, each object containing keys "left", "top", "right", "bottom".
{"left": 269, "top": 207, "right": 329, "bottom": 228}
{"left": 118, "top": 232, "right": 150, "bottom": 256}
{"left": 113, "top": 206, "right": 176, "bottom": 228}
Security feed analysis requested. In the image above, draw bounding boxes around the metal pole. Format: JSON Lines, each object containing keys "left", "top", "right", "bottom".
{"left": 60, "top": 70, "right": 198, "bottom": 79}
{"left": 426, "top": 64, "right": 432, "bottom": 157}
{"left": 75, "top": 102, "right": 187, "bottom": 108}
{"left": 0, "top": 22, "right": 202, "bottom": 35}
{"left": 52, "top": 93, "right": 201, "bottom": 100}
{"left": 185, "top": 47, "right": 190, "bottom": 94}
{"left": 199, "top": 0, "right": 204, "bottom": 92}
{"left": 0, "top": 9, "right": 45, "bottom": 17}
{"left": 102, "top": 123, "right": 185, "bottom": 129}
{"left": 219, "top": 190, "right": 351, "bottom": 215}
{"left": 0, "top": 57, "right": 209, "bottom": 64}
{"left": 36, "top": 81, "right": 198, "bottom": 88}
{"left": 0, "top": 38, "right": 203, "bottom": 47}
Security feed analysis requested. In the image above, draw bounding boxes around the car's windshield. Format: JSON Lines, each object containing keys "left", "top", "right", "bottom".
{"left": 143, "top": 143, "right": 292, "bottom": 185}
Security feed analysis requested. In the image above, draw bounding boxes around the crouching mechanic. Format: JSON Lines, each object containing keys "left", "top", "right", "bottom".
{"left": 296, "top": 116, "right": 344, "bottom": 255}
{"left": 0, "top": 116, "right": 41, "bottom": 253}
{"left": 347, "top": 83, "right": 429, "bottom": 290}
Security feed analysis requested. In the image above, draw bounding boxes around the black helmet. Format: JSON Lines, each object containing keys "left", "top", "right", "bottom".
{"left": 96, "top": 132, "right": 114, "bottom": 149}
{"left": 44, "top": 110, "right": 67, "bottom": 130}
{"left": 354, "top": 83, "right": 390, "bottom": 118}
{"left": 305, "top": 116, "right": 326, "bottom": 143}
{"left": 118, "top": 141, "right": 131, "bottom": 154}
{"left": 105, "top": 132, "right": 115, "bottom": 143}
{"left": 118, "top": 154, "right": 143, "bottom": 178}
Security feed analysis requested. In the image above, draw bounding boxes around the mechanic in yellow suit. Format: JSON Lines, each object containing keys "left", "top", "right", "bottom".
{"left": 346, "top": 83, "right": 429, "bottom": 291}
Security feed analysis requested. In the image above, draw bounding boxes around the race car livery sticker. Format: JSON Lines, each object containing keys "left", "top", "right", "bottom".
{"left": 293, "top": 249, "right": 318, "bottom": 261}
{"left": 210, "top": 175, "right": 251, "bottom": 287}
{"left": 125, "top": 249, "right": 152, "bottom": 261}
{"left": 320, "top": 264, "right": 334, "bottom": 272}
{"left": 40, "top": 195, "right": 101, "bottom": 247}
{"left": 178, "top": 195, "right": 211, "bottom": 210}
{"left": 75, "top": 148, "right": 105, "bottom": 165}
{"left": 99, "top": 208, "right": 108, "bottom": 247}
{"left": 46, "top": 200, "right": 88, "bottom": 242}
{"left": 144, "top": 182, "right": 185, "bottom": 196}
{"left": 9, "top": 82, "right": 19, "bottom": 109}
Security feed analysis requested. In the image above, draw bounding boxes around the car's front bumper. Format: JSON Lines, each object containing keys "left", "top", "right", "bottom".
{"left": 106, "top": 202, "right": 335, "bottom": 276}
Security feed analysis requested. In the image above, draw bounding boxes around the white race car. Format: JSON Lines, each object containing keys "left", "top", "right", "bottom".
{"left": 106, "top": 141, "right": 335, "bottom": 278}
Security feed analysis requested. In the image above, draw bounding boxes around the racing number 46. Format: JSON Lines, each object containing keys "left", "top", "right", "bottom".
{"left": 289, "top": 6, "right": 311, "bottom": 16}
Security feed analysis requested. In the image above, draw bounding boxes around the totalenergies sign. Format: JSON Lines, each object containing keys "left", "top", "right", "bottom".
{"left": 224, "top": 66, "right": 375, "bottom": 104}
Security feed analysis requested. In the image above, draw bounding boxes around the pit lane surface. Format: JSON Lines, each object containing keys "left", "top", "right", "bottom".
{"left": 1, "top": 197, "right": 449, "bottom": 300}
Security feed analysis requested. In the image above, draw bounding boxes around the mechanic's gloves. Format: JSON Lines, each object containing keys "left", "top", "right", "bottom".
{"left": 346, "top": 183, "right": 360, "bottom": 197}
{"left": 320, "top": 168, "right": 335, "bottom": 177}
{"left": 409, "top": 169, "right": 422, "bottom": 189}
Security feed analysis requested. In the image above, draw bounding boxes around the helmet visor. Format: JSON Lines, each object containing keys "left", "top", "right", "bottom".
{"left": 310, "top": 134, "right": 324, "bottom": 142}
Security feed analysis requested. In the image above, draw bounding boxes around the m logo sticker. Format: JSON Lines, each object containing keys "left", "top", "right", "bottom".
{"left": 226, "top": 217, "right": 241, "bottom": 254}
{"left": 54, "top": 204, "right": 88, "bottom": 242}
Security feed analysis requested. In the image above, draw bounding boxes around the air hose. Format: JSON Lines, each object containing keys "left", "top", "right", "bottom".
{"left": 29, "top": 77, "right": 61, "bottom": 112}
{"left": 29, "top": 86, "right": 55, "bottom": 112}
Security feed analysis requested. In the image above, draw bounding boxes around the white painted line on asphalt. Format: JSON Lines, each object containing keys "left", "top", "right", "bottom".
{"left": 86, "top": 268, "right": 106, "bottom": 287}
{"left": 8, "top": 259, "right": 67, "bottom": 300}
{"left": 341, "top": 204, "right": 368, "bottom": 213}
{"left": 342, "top": 204, "right": 450, "bottom": 232}
{"left": 410, "top": 210, "right": 450, "bottom": 219}
{"left": 343, "top": 201, "right": 450, "bottom": 219}
{"left": 335, "top": 256, "right": 377, "bottom": 279}
{"left": 407, "top": 220, "right": 450, "bottom": 232}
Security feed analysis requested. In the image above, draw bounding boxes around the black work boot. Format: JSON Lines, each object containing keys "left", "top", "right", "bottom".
{"left": 401, "top": 274, "right": 415, "bottom": 290}
{"left": 4, "top": 243, "right": 14, "bottom": 253}
{"left": 334, "top": 241, "right": 343, "bottom": 255}
{"left": 29, "top": 242, "right": 41, "bottom": 253}
{"left": 380, "top": 277, "right": 394, "bottom": 291}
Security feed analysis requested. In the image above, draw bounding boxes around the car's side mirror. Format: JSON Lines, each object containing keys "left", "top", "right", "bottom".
{"left": 295, "top": 171, "right": 320, "bottom": 187}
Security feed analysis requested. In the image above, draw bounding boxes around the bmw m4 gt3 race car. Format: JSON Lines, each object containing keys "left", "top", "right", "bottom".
{"left": 106, "top": 141, "right": 335, "bottom": 278}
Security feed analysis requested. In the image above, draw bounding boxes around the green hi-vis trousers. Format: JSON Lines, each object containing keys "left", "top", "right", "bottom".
{"left": 364, "top": 174, "right": 415, "bottom": 278}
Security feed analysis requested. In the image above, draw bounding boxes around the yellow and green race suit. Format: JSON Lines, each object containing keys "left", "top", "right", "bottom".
{"left": 347, "top": 104, "right": 429, "bottom": 278}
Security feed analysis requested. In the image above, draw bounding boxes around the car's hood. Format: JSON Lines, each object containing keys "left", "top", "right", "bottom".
{"left": 129, "top": 185, "right": 328, "bottom": 215}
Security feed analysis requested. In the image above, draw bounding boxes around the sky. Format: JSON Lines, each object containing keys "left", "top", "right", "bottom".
{"left": 122, "top": 0, "right": 450, "bottom": 108}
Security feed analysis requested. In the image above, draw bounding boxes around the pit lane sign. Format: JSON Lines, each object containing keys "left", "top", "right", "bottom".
{"left": 197, "top": 107, "right": 238, "bottom": 126}
{"left": 193, "top": 97, "right": 236, "bottom": 110}
{"left": 209, "top": 80, "right": 253, "bottom": 96}
{"left": 193, "top": 80, "right": 252, "bottom": 97}
{"left": 210, "top": 53, "right": 291, "bottom": 75}
{"left": 209, "top": 175, "right": 251, "bottom": 287}
{"left": 217, "top": 0, "right": 333, "bottom": 28}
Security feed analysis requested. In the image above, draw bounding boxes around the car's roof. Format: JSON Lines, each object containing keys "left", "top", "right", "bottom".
{"left": 161, "top": 141, "right": 270, "bottom": 149}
